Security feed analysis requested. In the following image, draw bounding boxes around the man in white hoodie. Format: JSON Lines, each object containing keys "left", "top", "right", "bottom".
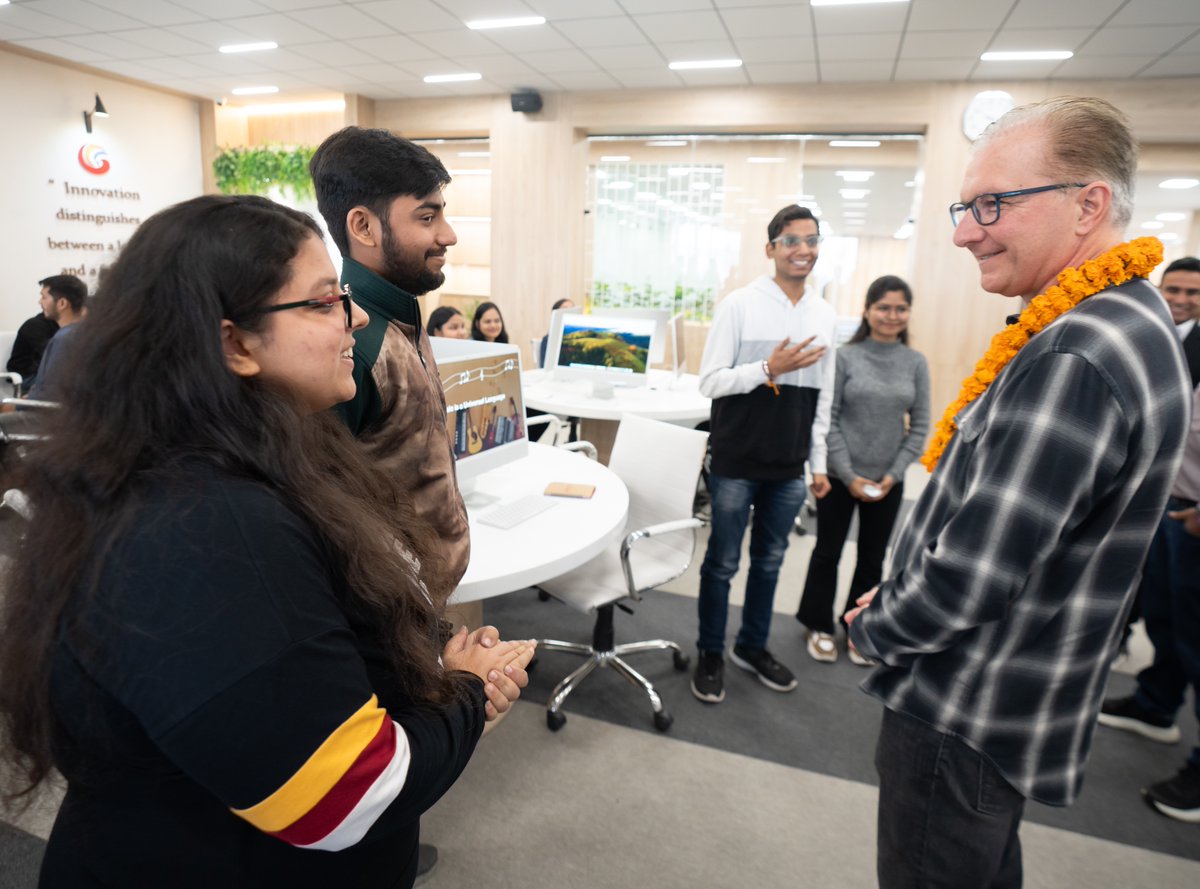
{"left": 691, "top": 204, "right": 838, "bottom": 704}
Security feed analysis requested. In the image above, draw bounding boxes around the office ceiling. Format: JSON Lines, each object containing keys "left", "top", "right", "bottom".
{"left": 1, "top": 0, "right": 1199, "bottom": 104}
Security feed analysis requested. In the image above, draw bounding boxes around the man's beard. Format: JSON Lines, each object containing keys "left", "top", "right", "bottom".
{"left": 379, "top": 221, "right": 445, "bottom": 296}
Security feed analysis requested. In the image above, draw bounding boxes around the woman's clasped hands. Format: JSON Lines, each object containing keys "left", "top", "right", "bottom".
{"left": 443, "top": 626, "right": 537, "bottom": 726}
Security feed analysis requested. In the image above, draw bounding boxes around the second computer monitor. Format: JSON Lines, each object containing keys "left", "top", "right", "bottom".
{"left": 545, "top": 308, "right": 664, "bottom": 395}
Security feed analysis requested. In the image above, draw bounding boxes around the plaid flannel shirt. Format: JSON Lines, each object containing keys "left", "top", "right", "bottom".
{"left": 850, "top": 277, "right": 1191, "bottom": 806}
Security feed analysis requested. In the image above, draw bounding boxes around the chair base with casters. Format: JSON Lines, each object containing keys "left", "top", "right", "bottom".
{"left": 537, "top": 600, "right": 690, "bottom": 733}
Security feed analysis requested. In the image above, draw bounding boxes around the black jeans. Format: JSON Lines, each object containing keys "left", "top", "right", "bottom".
{"left": 875, "top": 708, "right": 1026, "bottom": 889}
{"left": 797, "top": 477, "right": 904, "bottom": 634}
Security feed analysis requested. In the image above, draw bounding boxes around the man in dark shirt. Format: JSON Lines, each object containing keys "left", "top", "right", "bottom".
{"left": 5, "top": 275, "right": 83, "bottom": 390}
{"left": 1158, "top": 256, "right": 1200, "bottom": 386}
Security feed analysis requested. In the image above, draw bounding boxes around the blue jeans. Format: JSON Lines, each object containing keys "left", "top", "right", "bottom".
{"left": 1135, "top": 498, "right": 1200, "bottom": 767}
{"left": 876, "top": 708, "right": 1025, "bottom": 889}
{"left": 697, "top": 474, "right": 806, "bottom": 653}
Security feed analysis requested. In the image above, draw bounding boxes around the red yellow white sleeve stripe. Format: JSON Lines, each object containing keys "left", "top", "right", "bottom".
{"left": 230, "top": 695, "right": 411, "bottom": 851}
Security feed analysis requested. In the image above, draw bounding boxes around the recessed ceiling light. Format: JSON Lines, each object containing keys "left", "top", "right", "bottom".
{"left": 1160, "top": 178, "right": 1199, "bottom": 190}
{"left": 980, "top": 50, "right": 1073, "bottom": 61}
{"left": 635, "top": 192, "right": 658, "bottom": 201}
{"left": 601, "top": 155, "right": 631, "bottom": 162}
{"left": 219, "top": 41, "right": 278, "bottom": 54}
{"left": 1140, "top": 221, "right": 1165, "bottom": 229}
{"left": 457, "top": 151, "right": 490, "bottom": 157}
{"left": 844, "top": 202, "right": 869, "bottom": 208}
{"left": 747, "top": 157, "right": 785, "bottom": 163}
{"left": 595, "top": 198, "right": 613, "bottom": 205}
{"left": 843, "top": 211, "right": 868, "bottom": 217}
{"left": 668, "top": 59, "right": 743, "bottom": 70}
{"left": 424, "top": 73, "right": 482, "bottom": 83}
{"left": 836, "top": 170, "right": 874, "bottom": 181}
{"left": 839, "top": 188, "right": 870, "bottom": 199}
{"left": 605, "top": 181, "right": 633, "bottom": 190}
{"left": 1156, "top": 212, "right": 1186, "bottom": 221}
{"left": 231, "top": 85, "right": 278, "bottom": 95}
{"left": 467, "top": 16, "right": 546, "bottom": 30}
{"left": 829, "top": 140, "right": 880, "bottom": 148}
{"left": 647, "top": 140, "right": 688, "bottom": 147}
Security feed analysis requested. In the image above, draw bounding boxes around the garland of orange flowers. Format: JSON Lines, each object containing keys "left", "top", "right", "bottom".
{"left": 921, "top": 236, "right": 1163, "bottom": 471}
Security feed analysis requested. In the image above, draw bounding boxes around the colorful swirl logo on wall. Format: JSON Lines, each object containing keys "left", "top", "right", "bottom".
{"left": 77, "top": 143, "right": 110, "bottom": 175}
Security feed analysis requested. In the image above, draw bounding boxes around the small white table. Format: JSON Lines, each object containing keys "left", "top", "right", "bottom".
{"left": 521, "top": 368, "right": 711, "bottom": 425}
{"left": 452, "top": 443, "right": 630, "bottom": 604}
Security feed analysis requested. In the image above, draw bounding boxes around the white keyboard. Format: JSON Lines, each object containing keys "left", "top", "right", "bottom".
{"left": 478, "top": 494, "right": 557, "bottom": 530}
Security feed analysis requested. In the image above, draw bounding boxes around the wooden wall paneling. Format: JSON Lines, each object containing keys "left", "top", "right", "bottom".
{"left": 198, "top": 100, "right": 218, "bottom": 195}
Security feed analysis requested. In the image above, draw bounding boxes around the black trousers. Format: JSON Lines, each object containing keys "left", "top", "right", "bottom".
{"left": 796, "top": 476, "right": 904, "bottom": 634}
{"left": 875, "top": 708, "right": 1026, "bottom": 889}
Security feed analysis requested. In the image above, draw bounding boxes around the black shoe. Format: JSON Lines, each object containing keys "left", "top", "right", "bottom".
{"left": 1097, "top": 695, "right": 1181, "bottom": 744}
{"left": 728, "top": 644, "right": 797, "bottom": 692}
{"left": 414, "top": 843, "right": 438, "bottom": 886}
{"left": 691, "top": 650, "right": 725, "bottom": 703}
{"left": 1143, "top": 762, "right": 1200, "bottom": 823}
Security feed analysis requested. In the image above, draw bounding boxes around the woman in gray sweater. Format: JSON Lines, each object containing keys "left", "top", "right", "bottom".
{"left": 797, "top": 275, "right": 930, "bottom": 665}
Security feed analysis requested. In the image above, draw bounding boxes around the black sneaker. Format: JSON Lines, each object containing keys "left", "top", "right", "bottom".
{"left": 729, "top": 644, "right": 798, "bottom": 692}
{"left": 414, "top": 843, "right": 438, "bottom": 886}
{"left": 1143, "top": 762, "right": 1200, "bottom": 823}
{"left": 1097, "top": 695, "right": 1181, "bottom": 744}
{"left": 691, "top": 650, "right": 725, "bottom": 703}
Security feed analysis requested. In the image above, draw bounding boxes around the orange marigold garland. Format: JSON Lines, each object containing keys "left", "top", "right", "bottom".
{"left": 921, "top": 236, "right": 1163, "bottom": 471}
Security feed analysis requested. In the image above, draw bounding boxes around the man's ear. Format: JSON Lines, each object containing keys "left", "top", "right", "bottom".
{"left": 220, "top": 319, "right": 261, "bottom": 378}
{"left": 346, "top": 206, "right": 378, "bottom": 250}
{"left": 1075, "top": 181, "right": 1112, "bottom": 236}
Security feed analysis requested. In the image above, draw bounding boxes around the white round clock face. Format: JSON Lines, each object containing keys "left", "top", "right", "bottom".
{"left": 963, "top": 90, "right": 1016, "bottom": 141}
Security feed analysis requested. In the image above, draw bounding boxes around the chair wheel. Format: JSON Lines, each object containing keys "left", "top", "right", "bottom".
{"left": 536, "top": 588, "right": 550, "bottom": 602}
{"left": 672, "top": 650, "right": 690, "bottom": 671}
{"left": 546, "top": 710, "right": 566, "bottom": 731}
{"left": 653, "top": 710, "right": 673, "bottom": 732}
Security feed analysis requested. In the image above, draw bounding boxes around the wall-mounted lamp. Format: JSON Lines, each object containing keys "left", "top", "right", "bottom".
{"left": 83, "top": 94, "right": 108, "bottom": 134}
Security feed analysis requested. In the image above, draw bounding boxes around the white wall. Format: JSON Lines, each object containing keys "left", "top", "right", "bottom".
{"left": 0, "top": 48, "right": 203, "bottom": 330}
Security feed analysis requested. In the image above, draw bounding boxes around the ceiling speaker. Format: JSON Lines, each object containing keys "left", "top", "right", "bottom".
{"left": 510, "top": 90, "right": 543, "bottom": 113}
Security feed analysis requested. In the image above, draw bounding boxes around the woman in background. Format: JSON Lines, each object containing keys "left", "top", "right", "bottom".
{"left": 427, "top": 305, "right": 468, "bottom": 339}
{"left": 471, "top": 301, "right": 508, "bottom": 343}
{"left": 0, "top": 194, "right": 532, "bottom": 888}
{"left": 797, "top": 275, "right": 930, "bottom": 665}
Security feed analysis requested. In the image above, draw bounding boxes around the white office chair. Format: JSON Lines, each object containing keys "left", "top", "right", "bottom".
{"left": 535, "top": 413, "right": 709, "bottom": 732}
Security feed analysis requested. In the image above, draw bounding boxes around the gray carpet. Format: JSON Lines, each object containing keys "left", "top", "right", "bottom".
{"left": 486, "top": 586, "right": 1200, "bottom": 862}
{"left": 0, "top": 823, "right": 43, "bottom": 889}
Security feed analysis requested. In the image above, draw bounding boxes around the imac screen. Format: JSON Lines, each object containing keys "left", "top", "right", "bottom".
{"left": 557, "top": 315, "right": 655, "bottom": 377}
{"left": 440, "top": 353, "right": 526, "bottom": 460}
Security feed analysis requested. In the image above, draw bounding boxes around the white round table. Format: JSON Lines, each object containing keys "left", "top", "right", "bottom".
{"left": 452, "top": 443, "right": 630, "bottom": 603}
{"left": 521, "top": 368, "right": 711, "bottom": 424}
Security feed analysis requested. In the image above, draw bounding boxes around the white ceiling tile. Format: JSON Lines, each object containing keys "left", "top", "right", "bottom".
{"left": 1005, "top": 0, "right": 1125, "bottom": 29}
{"left": 899, "top": 30, "right": 993, "bottom": 60}
{"left": 986, "top": 28, "right": 1092, "bottom": 52}
{"left": 140, "top": 55, "right": 225, "bottom": 78}
{"left": 526, "top": 0, "right": 626, "bottom": 18}
{"left": 169, "top": 0, "right": 275, "bottom": 18}
{"left": 634, "top": 11, "right": 728, "bottom": 43}
{"left": 60, "top": 33, "right": 162, "bottom": 60}
{"left": 549, "top": 70, "right": 622, "bottom": 89}
{"left": 0, "top": 22, "right": 38, "bottom": 41}
{"left": 1052, "top": 55, "right": 1160, "bottom": 78}
{"left": 453, "top": 54, "right": 541, "bottom": 77}
{"left": 819, "top": 33, "right": 901, "bottom": 61}
{"left": 28, "top": 0, "right": 147, "bottom": 31}
{"left": 12, "top": 36, "right": 111, "bottom": 62}
{"left": 1079, "top": 25, "right": 1194, "bottom": 55}
{"left": 519, "top": 49, "right": 599, "bottom": 73}
{"left": 409, "top": 29, "right": 503, "bottom": 56}
{"left": 108, "top": 27, "right": 210, "bottom": 56}
{"left": 970, "top": 59, "right": 1066, "bottom": 79}
{"left": 1175, "top": 30, "right": 1200, "bottom": 52}
{"left": 714, "top": 0, "right": 801, "bottom": 6}
{"left": 1110, "top": 0, "right": 1200, "bottom": 26}
{"left": 0, "top": 4, "right": 91, "bottom": 37}
{"left": 254, "top": 0, "right": 346, "bottom": 10}
{"left": 620, "top": 0, "right": 714, "bottom": 12}
{"left": 433, "top": 0, "right": 537, "bottom": 19}
{"left": 586, "top": 44, "right": 665, "bottom": 68}
{"left": 657, "top": 39, "right": 740, "bottom": 62}
{"left": 352, "top": 0, "right": 463, "bottom": 33}
{"left": 224, "top": 13, "right": 330, "bottom": 45}
{"left": 343, "top": 62, "right": 412, "bottom": 82}
{"left": 610, "top": 67, "right": 685, "bottom": 88}
{"left": 477, "top": 27, "right": 574, "bottom": 54}
{"left": 674, "top": 67, "right": 751, "bottom": 87}
{"left": 100, "top": 60, "right": 180, "bottom": 82}
{"left": 1136, "top": 52, "right": 1200, "bottom": 76}
{"left": 907, "top": 0, "right": 1010, "bottom": 32}
{"left": 287, "top": 5, "right": 402, "bottom": 40}
{"left": 734, "top": 36, "right": 816, "bottom": 63}
{"left": 351, "top": 34, "right": 446, "bottom": 62}
{"left": 184, "top": 52, "right": 273, "bottom": 76}
{"left": 743, "top": 60, "right": 819, "bottom": 84}
{"left": 87, "top": 0, "right": 204, "bottom": 26}
{"left": 443, "top": 77, "right": 513, "bottom": 95}
{"left": 892, "top": 58, "right": 975, "bottom": 81}
{"left": 818, "top": 60, "right": 895, "bottom": 82}
{"left": 812, "top": 4, "right": 910, "bottom": 35}
{"left": 720, "top": 6, "right": 814, "bottom": 39}
{"left": 245, "top": 48, "right": 335, "bottom": 72}
{"left": 553, "top": 17, "right": 645, "bottom": 48}
{"left": 166, "top": 21, "right": 264, "bottom": 46}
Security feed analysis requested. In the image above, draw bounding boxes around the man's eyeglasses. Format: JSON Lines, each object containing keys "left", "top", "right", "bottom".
{"left": 949, "top": 183, "right": 1087, "bottom": 227}
{"left": 771, "top": 234, "right": 822, "bottom": 249}
{"left": 260, "top": 284, "right": 354, "bottom": 328}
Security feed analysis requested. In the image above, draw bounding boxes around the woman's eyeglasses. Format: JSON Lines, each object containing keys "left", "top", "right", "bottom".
{"left": 260, "top": 284, "right": 354, "bottom": 328}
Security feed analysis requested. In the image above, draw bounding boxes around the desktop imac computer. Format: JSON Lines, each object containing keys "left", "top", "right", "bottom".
{"left": 544, "top": 308, "right": 664, "bottom": 397}
{"left": 669, "top": 311, "right": 686, "bottom": 379}
{"left": 431, "top": 337, "right": 528, "bottom": 498}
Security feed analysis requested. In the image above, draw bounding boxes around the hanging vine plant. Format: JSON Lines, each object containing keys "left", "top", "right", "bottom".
{"left": 212, "top": 145, "right": 317, "bottom": 201}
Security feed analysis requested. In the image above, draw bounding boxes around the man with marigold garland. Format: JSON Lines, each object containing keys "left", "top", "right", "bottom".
{"left": 844, "top": 96, "right": 1191, "bottom": 887}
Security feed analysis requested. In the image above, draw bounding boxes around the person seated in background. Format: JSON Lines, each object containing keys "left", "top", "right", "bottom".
{"left": 0, "top": 194, "right": 534, "bottom": 889}
{"left": 22, "top": 275, "right": 86, "bottom": 399}
{"left": 427, "top": 305, "right": 468, "bottom": 339}
{"left": 538, "top": 297, "right": 575, "bottom": 368}
{"left": 5, "top": 278, "right": 65, "bottom": 389}
{"left": 471, "top": 300, "right": 508, "bottom": 343}
{"left": 797, "top": 274, "right": 929, "bottom": 666}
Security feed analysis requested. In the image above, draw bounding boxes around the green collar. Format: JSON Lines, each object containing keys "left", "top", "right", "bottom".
{"left": 340, "top": 256, "right": 420, "bottom": 329}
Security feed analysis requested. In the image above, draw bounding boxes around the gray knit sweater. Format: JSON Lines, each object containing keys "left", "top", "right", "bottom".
{"left": 823, "top": 337, "right": 930, "bottom": 485}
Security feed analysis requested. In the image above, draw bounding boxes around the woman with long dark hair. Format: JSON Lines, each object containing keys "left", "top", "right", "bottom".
{"left": 797, "top": 275, "right": 930, "bottom": 665}
{"left": 0, "top": 194, "right": 532, "bottom": 888}
{"left": 471, "top": 301, "right": 508, "bottom": 343}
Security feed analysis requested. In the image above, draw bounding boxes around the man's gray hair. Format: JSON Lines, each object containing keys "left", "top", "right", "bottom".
{"left": 978, "top": 96, "right": 1137, "bottom": 229}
